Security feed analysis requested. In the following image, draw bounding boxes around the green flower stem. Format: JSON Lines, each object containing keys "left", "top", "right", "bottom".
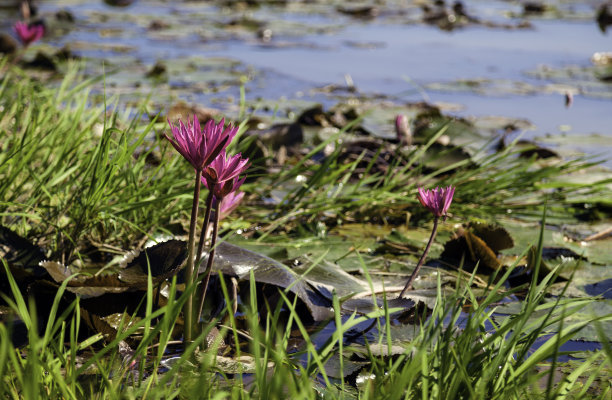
{"left": 196, "top": 199, "right": 221, "bottom": 323}
{"left": 184, "top": 169, "right": 202, "bottom": 343}
{"left": 195, "top": 190, "right": 215, "bottom": 269}
{"left": 399, "top": 216, "right": 439, "bottom": 298}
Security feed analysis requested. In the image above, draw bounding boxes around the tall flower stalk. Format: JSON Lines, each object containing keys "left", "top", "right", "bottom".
{"left": 195, "top": 153, "right": 249, "bottom": 320}
{"left": 164, "top": 116, "right": 237, "bottom": 342}
{"left": 195, "top": 187, "right": 245, "bottom": 321}
{"left": 399, "top": 186, "right": 455, "bottom": 298}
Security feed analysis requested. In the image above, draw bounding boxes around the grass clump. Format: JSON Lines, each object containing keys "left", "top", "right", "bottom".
{"left": 0, "top": 66, "right": 190, "bottom": 263}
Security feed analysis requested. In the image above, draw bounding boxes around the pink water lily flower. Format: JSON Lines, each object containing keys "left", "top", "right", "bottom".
{"left": 14, "top": 21, "right": 44, "bottom": 47}
{"left": 202, "top": 152, "right": 250, "bottom": 194}
{"left": 399, "top": 184, "right": 456, "bottom": 297}
{"left": 165, "top": 116, "right": 237, "bottom": 171}
{"left": 217, "top": 188, "right": 245, "bottom": 219}
{"left": 203, "top": 174, "right": 246, "bottom": 201}
{"left": 417, "top": 186, "right": 455, "bottom": 218}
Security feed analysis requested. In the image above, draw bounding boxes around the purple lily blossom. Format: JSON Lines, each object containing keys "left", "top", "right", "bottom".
{"left": 399, "top": 185, "right": 456, "bottom": 297}
{"left": 202, "top": 152, "right": 250, "bottom": 195}
{"left": 165, "top": 116, "right": 237, "bottom": 171}
{"left": 202, "top": 177, "right": 245, "bottom": 218}
{"left": 417, "top": 186, "right": 455, "bottom": 218}
{"left": 217, "top": 189, "right": 245, "bottom": 219}
{"left": 14, "top": 21, "right": 44, "bottom": 47}
{"left": 203, "top": 174, "right": 246, "bottom": 204}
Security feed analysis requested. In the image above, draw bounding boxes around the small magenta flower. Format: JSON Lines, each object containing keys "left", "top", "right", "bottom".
{"left": 202, "top": 152, "right": 250, "bottom": 191}
{"left": 203, "top": 182, "right": 245, "bottom": 220}
{"left": 399, "top": 185, "right": 456, "bottom": 297}
{"left": 218, "top": 190, "right": 245, "bottom": 219}
{"left": 165, "top": 116, "right": 237, "bottom": 171}
{"left": 14, "top": 21, "right": 44, "bottom": 47}
{"left": 417, "top": 186, "right": 455, "bottom": 219}
{"left": 204, "top": 175, "right": 246, "bottom": 201}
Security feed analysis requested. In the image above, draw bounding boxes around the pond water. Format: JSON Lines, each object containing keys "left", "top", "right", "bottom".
{"left": 2, "top": 0, "right": 611, "bottom": 165}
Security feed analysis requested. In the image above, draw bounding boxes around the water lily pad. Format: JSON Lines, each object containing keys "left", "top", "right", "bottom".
{"left": 119, "top": 240, "right": 187, "bottom": 285}
{"left": 39, "top": 261, "right": 130, "bottom": 298}
{"left": 196, "top": 353, "right": 274, "bottom": 375}
{"left": 526, "top": 64, "right": 612, "bottom": 101}
{"left": 322, "top": 352, "right": 368, "bottom": 379}
{"left": 340, "top": 297, "right": 414, "bottom": 315}
{"left": 199, "top": 241, "right": 333, "bottom": 321}
{"left": 526, "top": 245, "right": 612, "bottom": 286}
{"left": 551, "top": 232, "right": 612, "bottom": 266}
{"left": 493, "top": 298, "right": 612, "bottom": 342}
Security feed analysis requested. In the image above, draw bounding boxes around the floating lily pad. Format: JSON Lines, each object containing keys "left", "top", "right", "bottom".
{"left": 39, "top": 261, "right": 130, "bottom": 298}
{"left": 551, "top": 232, "right": 612, "bottom": 266}
{"left": 526, "top": 245, "right": 612, "bottom": 286}
{"left": 526, "top": 64, "right": 612, "bottom": 101}
{"left": 493, "top": 298, "right": 612, "bottom": 342}
{"left": 196, "top": 353, "right": 274, "bottom": 375}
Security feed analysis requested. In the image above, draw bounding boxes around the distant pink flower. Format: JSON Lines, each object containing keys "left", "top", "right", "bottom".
{"left": 14, "top": 21, "right": 44, "bottom": 47}
{"left": 165, "top": 116, "right": 237, "bottom": 171}
{"left": 395, "top": 114, "right": 412, "bottom": 145}
{"left": 417, "top": 186, "right": 455, "bottom": 218}
{"left": 202, "top": 152, "right": 250, "bottom": 194}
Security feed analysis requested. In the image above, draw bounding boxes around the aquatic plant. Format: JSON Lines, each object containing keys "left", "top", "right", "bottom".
{"left": 196, "top": 153, "right": 250, "bottom": 321}
{"left": 399, "top": 186, "right": 455, "bottom": 297}
{"left": 202, "top": 152, "right": 250, "bottom": 196}
{"left": 13, "top": 21, "right": 44, "bottom": 47}
{"left": 395, "top": 114, "right": 412, "bottom": 145}
{"left": 416, "top": 186, "right": 455, "bottom": 219}
{"left": 165, "top": 116, "right": 235, "bottom": 173}
{"left": 164, "top": 116, "right": 237, "bottom": 342}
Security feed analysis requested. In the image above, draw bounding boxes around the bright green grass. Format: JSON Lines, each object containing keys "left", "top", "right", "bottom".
{"left": 1, "top": 243, "right": 610, "bottom": 399}
{"left": 0, "top": 64, "right": 611, "bottom": 399}
{"left": 0, "top": 65, "right": 194, "bottom": 262}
